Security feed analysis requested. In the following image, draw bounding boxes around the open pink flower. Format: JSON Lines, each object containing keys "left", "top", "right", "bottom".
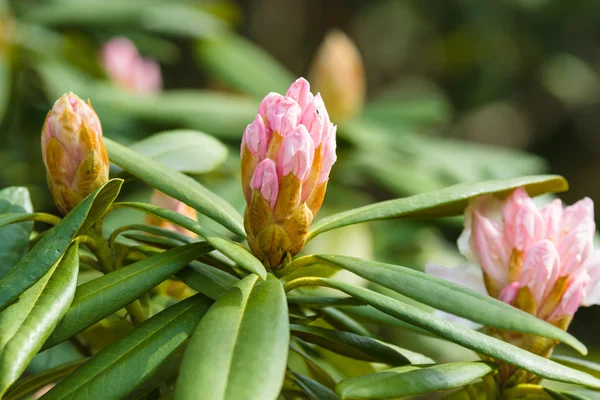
{"left": 101, "top": 37, "right": 162, "bottom": 94}
{"left": 427, "top": 188, "right": 600, "bottom": 327}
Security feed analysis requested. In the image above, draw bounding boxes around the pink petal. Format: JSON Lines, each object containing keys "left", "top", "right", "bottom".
{"left": 583, "top": 249, "right": 600, "bottom": 306}
{"left": 541, "top": 199, "right": 563, "bottom": 243}
{"left": 277, "top": 125, "right": 315, "bottom": 181}
{"left": 509, "top": 198, "right": 545, "bottom": 252}
{"left": 241, "top": 115, "right": 268, "bottom": 159}
{"left": 301, "top": 93, "right": 328, "bottom": 147}
{"left": 250, "top": 159, "right": 279, "bottom": 209}
{"left": 498, "top": 281, "right": 520, "bottom": 304}
{"left": 267, "top": 97, "right": 301, "bottom": 136}
{"left": 557, "top": 219, "right": 595, "bottom": 277}
{"left": 502, "top": 187, "right": 530, "bottom": 245}
{"left": 550, "top": 270, "right": 590, "bottom": 320}
{"left": 317, "top": 123, "right": 337, "bottom": 184}
{"left": 561, "top": 197, "right": 594, "bottom": 234}
{"left": 519, "top": 239, "right": 560, "bottom": 304}
{"left": 286, "top": 77, "right": 313, "bottom": 110}
{"left": 258, "top": 92, "right": 283, "bottom": 121}
{"left": 472, "top": 211, "right": 510, "bottom": 288}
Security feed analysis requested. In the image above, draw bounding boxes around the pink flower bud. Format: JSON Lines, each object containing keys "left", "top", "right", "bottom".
{"left": 250, "top": 159, "right": 279, "bottom": 210}
{"left": 286, "top": 78, "right": 313, "bottom": 110}
{"left": 101, "top": 37, "right": 162, "bottom": 94}
{"left": 268, "top": 97, "right": 302, "bottom": 137}
{"left": 472, "top": 211, "right": 510, "bottom": 289}
{"left": 259, "top": 93, "right": 283, "bottom": 121}
{"left": 277, "top": 125, "right": 314, "bottom": 181}
{"left": 519, "top": 240, "right": 560, "bottom": 305}
{"left": 241, "top": 115, "right": 269, "bottom": 159}
{"left": 317, "top": 123, "right": 337, "bottom": 184}
{"left": 302, "top": 93, "right": 328, "bottom": 147}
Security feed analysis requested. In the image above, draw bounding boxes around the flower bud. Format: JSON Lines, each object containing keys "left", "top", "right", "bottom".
{"left": 243, "top": 78, "right": 337, "bottom": 269}
{"left": 41, "top": 92, "right": 109, "bottom": 214}
{"left": 308, "top": 29, "right": 366, "bottom": 122}
{"left": 101, "top": 37, "right": 162, "bottom": 94}
{"left": 146, "top": 190, "right": 198, "bottom": 238}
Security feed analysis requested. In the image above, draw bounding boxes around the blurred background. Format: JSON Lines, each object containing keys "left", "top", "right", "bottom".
{"left": 2, "top": 0, "right": 600, "bottom": 364}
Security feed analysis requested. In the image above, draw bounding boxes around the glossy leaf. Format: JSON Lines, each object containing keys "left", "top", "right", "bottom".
{"left": 288, "top": 278, "right": 600, "bottom": 389}
{"left": 0, "top": 187, "right": 33, "bottom": 279}
{"left": 127, "top": 130, "right": 228, "bottom": 174}
{"left": 114, "top": 202, "right": 265, "bottom": 279}
{"left": 0, "top": 245, "right": 79, "bottom": 396}
{"left": 0, "top": 179, "right": 122, "bottom": 312}
{"left": 308, "top": 175, "right": 568, "bottom": 239}
{"left": 289, "top": 371, "right": 340, "bottom": 400}
{"left": 105, "top": 138, "right": 245, "bottom": 237}
{"left": 315, "top": 255, "right": 586, "bottom": 354}
{"left": 176, "top": 261, "right": 238, "bottom": 300}
{"left": 176, "top": 274, "right": 289, "bottom": 400}
{"left": 336, "top": 362, "right": 496, "bottom": 399}
{"left": 44, "top": 242, "right": 212, "bottom": 349}
{"left": 43, "top": 294, "right": 213, "bottom": 400}
{"left": 290, "top": 324, "right": 411, "bottom": 366}
{"left": 197, "top": 34, "right": 294, "bottom": 97}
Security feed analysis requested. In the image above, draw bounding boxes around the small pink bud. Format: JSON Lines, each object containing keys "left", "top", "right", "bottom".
{"left": 268, "top": 97, "right": 302, "bottom": 137}
{"left": 277, "top": 125, "right": 315, "bottom": 181}
{"left": 286, "top": 78, "right": 313, "bottom": 110}
{"left": 259, "top": 93, "right": 283, "bottom": 120}
{"left": 541, "top": 199, "right": 563, "bottom": 243}
{"left": 317, "top": 123, "right": 337, "bottom": 184}
{"left": 301, "top": 93, "right": 328, "bottom": 147}
{"left": 519, "top": 240, "right": 560, "bottom": 305}
{"left": 498, "top": 281, "right": 520, "bottom": 304}
{"left": 472, "top": 211, "right": 510, "bottom": 288}
{"left": 241, "top": 115, "right": 269, "bottom": 159}
{"left": 250, "top": 159, "right": 279, "bottom": 210}
{"left": 550, "top": 270, "right": 590, "bottom": 320}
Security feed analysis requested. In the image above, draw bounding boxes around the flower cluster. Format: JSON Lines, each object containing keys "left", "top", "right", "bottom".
{"left": 241, "top": 78, "right": 337, "bottom": 269}
{"left": 41, "top": 93, "right": 109, "bottom": 214}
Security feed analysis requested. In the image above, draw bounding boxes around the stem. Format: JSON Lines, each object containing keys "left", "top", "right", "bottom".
{"left": 26, "top": 213, "right": 62, "bottom": 226}
{"left": 283, "top": 277, "right": 330, "bottom": 293}
{"left": 79, "top": 222, "right": 115, "bottom": 273}
{"left": 503, "top": 384, "right": 551, "bottom": 399}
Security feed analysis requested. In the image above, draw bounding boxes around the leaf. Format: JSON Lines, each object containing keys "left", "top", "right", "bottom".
{"left": 42, "top": 294, "right": 213, "bottom": 400}
{"left": 0, "top": 52, "right": 10, "bottom": 127}
{"left": 22, "top": 0, "right": 226, "bottom": 38}
{"left": 104, "top": 138, "right": 245, "bottom": 237}
{"left": 0, "top": 179, "right": 122, "bottom": 312}
{"left": 287, "top": 294, "right": 363, "bottom": 308}
{"left": 291, "top": 278, "right": 600, "bottom": 389}
{"left": 0, "top": 187, "right": 33, "bottom": 279}
{"left": 110, "top": 224, "right": 196, "bottom": 248}
{"left": 176, "top": 274, "right": 289, "bottom": 400}
{"left": 176, "top": 261, "right": 239, "bottom": 300}
{"left": 289, "top": 371, "right": 340, "bottom": 400}
{"left": 44, "top": 242, "right": 212, "bottom": 349}
{"left": 197, "top": 34, "right": 294, "bottom": 97}
{"left": 0, "top": 244, "right": 79, "bottom": 396}
{"left": 126, "top": 130, "right": 228, "bottom": 174}
{"left": 114, "top": 202, "right": 266, "bottom": 279}
{"left": 308, "top": 175, "right": 568, "bottom": 239}
{"left": 316, "top": 255, "right": 586, "bottom": 354}
{"left": 335, "top": 362, "right": 496, "bottom": 399}
{"left": 343, "top": 306, "right": 437, "bottom": 337}
{"left": 552, "top": 355, "right": 600, "bottom": 379}
{"left": 123, "top": 232, "right": 184, "bottom": 249}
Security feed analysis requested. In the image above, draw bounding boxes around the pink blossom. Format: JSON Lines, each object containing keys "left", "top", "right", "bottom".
{"left": 250, "top": 159, "right": 279, "bottom": 210}
{"left": 427, "top": 188, "right": 599, "bottom": 325}
{"left": 277, "top": 125, "right": 314, "bottom": 180}
{"left": 241, "top": 115, "right": 269, "bottom": 159}
{"left": 101, "top": 37, "right": 162, "bottom": 94}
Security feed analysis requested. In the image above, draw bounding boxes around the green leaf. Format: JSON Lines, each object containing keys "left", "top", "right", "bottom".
{"left": 0, "top": 244, "right": 79, "bottom": 396}
{"left": 197, "top": 34, "right": 294, "bottom": 97}
{"left": 290, "top": 278, "right": 600, "bottom": 389}
{"left": 316, "top": 255, "right": 586, "bottom": 354}
{"left": 290, "top": 324, "right": 411, "bottom": 366}
{"left": 104, "top": 138, "right": 245, "bottom": 237}
{"left": 22, "top": 0, "right": 226, "bottom": 38}
{"left": 0, "top": 179, "right": 122, "bottom": 312}
{"left": 114, "top": 202, "right": 266, "bottom": 279}
{"left": 176, "top": 274, "right": 289, "bottom": 400}
{"left": 123, "top": 232, "right": 184, "bottom": 249}
{"left": 552, "top": 355, "right": 600, "bottom": 379}
{"left": 308, "top": 175, "right": 568, "bottom": 239}
{"left": 289, "top": 371, "right": 340, "bottom": 400}
{"left": 0, "top": 53, "right": 10, "bottom": 126}
{"left": 43, "top": 294, "right": 213, "bottom": 400}
{"left": 176, "top": 261, "right": 239, "bottom": 300}
{"left": 110, "top": 224, "right": 196, "bottom": 248}
{"left": 44, "top": 242, "right": 212, "bottom": 349}
{"left": 126, "top": 130, "right": 228, "bottom": 174}
{"left": 0, "top": 187, "right": 33, "bottom": 279}
{"left": 335, "top": 362, "right": 496, "bottom": 399}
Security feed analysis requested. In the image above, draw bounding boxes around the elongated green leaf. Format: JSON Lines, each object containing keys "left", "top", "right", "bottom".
{"left": 197, "top": 34, "right": 294, "bottom": 97}
{"left": 176, "top": 274, "right": 289, "bottom": 400}
{"left": 43, "top": 294, "right": 213, "bottom": 400}
{"left": 0, "top": 52, "right": 10, "bottom": 124}
{"left": 319, "top": 307, "right": 374, "bottom": 338}
{"left": 0, "top": 179, "right": 122, "bottom": 312}
{"left": 114, "top": 202, "right": 265, "bottom": 279}
{"left": 0, "top": 187, "right": 33, "bottom": 279}
{"left": 44, "top": 242, "right": 211, "bottom": 349}
{"left": 289, "top": 371, "right": 340, "bottom": 400}
{"left": 316, "top": 255, "right": 586, "bottom": 354}
{"left": 336, "top": 362, "right": 496, "bottom": 399}
{"left": 110, "top": 223, "right": 196, "bottom": 248}
{"left": 123, "top": 232, "right": 184, "bottom": 249}
{"left": 176, "top": 261, "right": 238, "bottom": 300}
{"left": 0, "top": 245, "right": 79, "bottom": 396}
{"left": 290, "top": 324, "right": 411, "bottom": 366}
{"left": 3, "top": 359, "right": 87, "bottom": 400}
{"left": 288, "top": 278, "right": 600, "bottom": 389}
{"left": 552, "top": 355, "right": 600, "bottom": 379}
{"left": 289, "top": 343, "right": 337, "bottom": 390}
{"left": 343, "top": 306, "right": 434, "bottom": 337}
{"left": 308, "top": 175, "right": 568, "bottom": 239}
{"left": 127, "top": 130, "right": 228, "bottom": 174}
{"left": 23, "top": 1, "right": 226, "bottom": 37}
{"left": 287, "top": 294, "right": 363, "bottom": 308}
{"left": 105, "top": 138, "right": 244, "bottom": 237}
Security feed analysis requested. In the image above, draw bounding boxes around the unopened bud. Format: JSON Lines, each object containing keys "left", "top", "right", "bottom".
{"left": 308, "top": 30, "right": 366, "bottom": 122}
{"left": 242, "top": 78, "right": 337, "bottom": 269}
{"left": 146, "top": 190, "right": 198, "bottom": 238}
{"left": 41, "top": 92, "right": 109, "bottom": 214}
